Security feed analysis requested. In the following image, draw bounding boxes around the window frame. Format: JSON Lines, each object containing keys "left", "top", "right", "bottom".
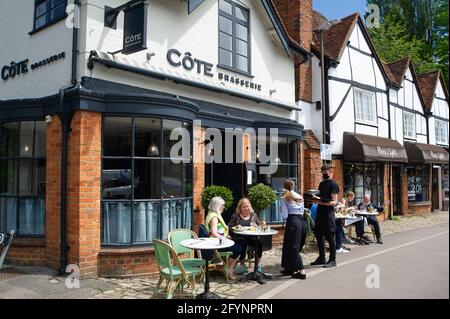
{"left": 0, "top": 121, "right": 46, "bottom": 238}
{"left": 101, "top": 115, "right": 194, "bottom": 247}
{"left": 218, "top": 0, "right": 252, "bottom": 77}
{"left": 29, "top": 0, "right": 68, "bottom": 35}
{"left": 354, "top": 88, "right": 377, "bottom": 125}
{"left": 407, "top": 165, "right": 429, "bottom": 203}
{"left": 343, "top": 163, "right": 384, "bottom": 207}
{"left": 403, "top": 111, "right": 416, "bottom": 139}
{"left": 435, "top": 119, "right": 449, "bottom": 145}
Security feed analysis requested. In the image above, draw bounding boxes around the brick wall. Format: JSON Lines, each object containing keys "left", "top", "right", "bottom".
{"left": 98, "top": 248, "right": 158, "bottom": 277}
{"left": 331, "top": 159, "right": 344, "bottom": 199}
{"left": 193, "top": 126, "right": 205, "bottom": 233}
{"left": 272, "top": 0, "right": 313, "bottom": 102}
{"left": 303, "top": 147, "right": 322, "bottom": 191}
{"left": 5, "top": 238, "right": 46, "bottom": 266}
{"left": 66, "top": 111, "right": 102, "bottom": 278}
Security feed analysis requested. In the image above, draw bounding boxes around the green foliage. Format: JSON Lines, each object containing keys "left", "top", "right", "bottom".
{"left": 367, "top": 0, "right": 449, "bottom": 86}
{"left": 391, "top": 216, "right": 401, "bottom": 221}
{"left": 247, "top": 184, "right": 277, "bottom": 213}
{"left": 201, "top": 186, "right": 234, "bottom": 211}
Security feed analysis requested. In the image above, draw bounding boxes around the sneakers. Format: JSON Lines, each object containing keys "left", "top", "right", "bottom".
{"left": 323, "top": 260, "right": 337, "bottom": 268}
{"left": 311, "top": 257, "right": 327, "bottom": 266}
{"left": 291, "top": 272, "right": 306, "bottom": 280}
{"left": 343, "top": 236, "right": 355, "bottom": 245}
{"left": 336, "top": 247, "right": 350, "bottom": 254}
{"left": 234, "top": 264, "right": 248, "bottom": 275}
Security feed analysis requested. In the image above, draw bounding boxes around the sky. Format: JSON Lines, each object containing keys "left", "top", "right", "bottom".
{"left": 313, "top": 0, "right": 367, "bottom": 20}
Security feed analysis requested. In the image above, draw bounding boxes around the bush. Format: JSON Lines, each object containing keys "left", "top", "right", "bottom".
{"left": 247, "top": 183, "right": 276, "bottom": 214}
{"left": 201, "top": 186, "right": 234, "bottom": 211}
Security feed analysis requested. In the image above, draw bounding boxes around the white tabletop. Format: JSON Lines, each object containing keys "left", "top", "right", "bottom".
{"left": 179, "top": 237, "right": 234, "bottom": 250}
{"left": 355, "top": 211, "right": 379, "bottom": 216}
{"left": 232, "top": 228, "right": 278, "bottom": 236}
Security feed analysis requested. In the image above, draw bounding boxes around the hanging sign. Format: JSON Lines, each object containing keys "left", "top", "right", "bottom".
{"left": 122, "top": 2, "right": 148, "bottom": 55}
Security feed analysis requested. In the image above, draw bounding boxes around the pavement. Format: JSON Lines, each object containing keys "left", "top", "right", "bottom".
{"left": 0, "top": 210, "right": 448, "bottom": 299}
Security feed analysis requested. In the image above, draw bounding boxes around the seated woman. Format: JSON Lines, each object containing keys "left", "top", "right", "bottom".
{"left": 204, "top": 196, "right": 247, "bottom": 280}
{"left": 334, "top": 191, "right": 357, "bottom": 254}
{"left": 228, "top": 198, "right": 263, "bottom": 275}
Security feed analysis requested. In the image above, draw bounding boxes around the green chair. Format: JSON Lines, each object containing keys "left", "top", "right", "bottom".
{"left": 168, "top": 229, "right": 205, "bottom": 280}
{"left": 153, "top": 239, "right": 202, "bottom": 299}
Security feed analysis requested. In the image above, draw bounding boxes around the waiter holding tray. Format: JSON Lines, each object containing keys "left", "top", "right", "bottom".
{"left": 311, "top": 164, "right": 340, "bottom": 268}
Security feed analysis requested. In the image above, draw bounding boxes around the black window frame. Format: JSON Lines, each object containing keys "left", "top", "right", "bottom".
{"left": 29, "top": 0, "right": 68, "bottom": 35}
{"left": 407, "top": 165, "right": 430, "bottom": 203}
{"left": 218, "top": 0, "right": 252, "bottom": 77}
{"left": 101, "top": 115, "right": 194, "bottom": 247}
{"left": 343, "top": 162, "right": 384, "bottom": 207}
{"left": 0, "top": 120, "right": 46, "bottom": 238}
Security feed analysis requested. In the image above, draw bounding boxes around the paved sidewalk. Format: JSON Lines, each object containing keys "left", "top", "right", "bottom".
{"left": 0, "top": 211, "right": 447, "bottom": 299}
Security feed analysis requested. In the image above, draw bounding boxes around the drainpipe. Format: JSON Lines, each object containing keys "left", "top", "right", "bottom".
{"left": 59, "top": 0, "right": 80, "bottom": 274}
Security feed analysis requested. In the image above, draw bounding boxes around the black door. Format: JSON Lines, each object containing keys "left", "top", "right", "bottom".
{"left": 432, "top": 167, "right": 440, "bottom": 211}
{"left": 392, "top": 166, "right": 402, "bottom": 215}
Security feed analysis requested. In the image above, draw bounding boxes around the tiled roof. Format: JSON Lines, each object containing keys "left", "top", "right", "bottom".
{"left": 382, "top": 57, "right": 411, "bottom": 86}
{"left": 311, "top": 13, "right": 359, "bottom": 61}
{"left": 305, "top": 130, "right": 320, "bottom": 149}
{"left": 313, "top": 10, "right": 328, "bottom": 30}
{"left": 417, "top": 71, "right": 441, "bottom": 109}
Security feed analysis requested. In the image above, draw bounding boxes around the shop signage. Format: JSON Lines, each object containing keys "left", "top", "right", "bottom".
{"left": 1, "top": 52, "right": 65, "bottom": 82}
{"left": 429, "top": 151, "right": 446, "bottom": 161}
{"left": 166, "top": 48, "right": 263, "bottom": 92}
{"left": 320, "top": 144, "right": 332, "bottom": 160}
{"left": 123, "top": 2, "right": 148, "bottom": 55}
{"left": 376, "top": 146, "right": 398, "bottom": 159}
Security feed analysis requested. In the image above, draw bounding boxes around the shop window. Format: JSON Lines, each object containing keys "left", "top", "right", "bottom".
{"left": 354, "top": 88, "right": 376, "bottom": 124}
{"left": 435, "top": 120, "right": 448, "bottom": 145}
{"left": 218, "top": 0, "right": 251, "bottom": 74}
{"left": 407, "top": 165, "right": 429, "bottom": 202}
{"left": 403, "top": 112, "right": 416, "bottom": 139}
{"left": 343, "top": 163, "right": 384, "bottom": 206}
{"left": 32, "top": 0, "right": 68, "bottom": 33}
{"left": 255, "top": 137, "right": 299, "bottom": 224}
{"left": 0, "top": 121, "right": 46, "bottom": 236}
{"left": 443, "top": 165, "right": 449, "bottom": 210}
{"left": 101, "top": 116, "right": 193, "bottom": 245}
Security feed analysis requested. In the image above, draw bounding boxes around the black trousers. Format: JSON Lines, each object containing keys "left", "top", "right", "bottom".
{"left": 355, "top": 216, "right": 382, "bottom": 240}
{"left": 281, "top": 215, "right": 307, "bottom": 271}
{"left": 315, "top": 206, "right": 336, "bottom": 262}
{"left": 315, "top": 230, "right": 336, "bottom": 262}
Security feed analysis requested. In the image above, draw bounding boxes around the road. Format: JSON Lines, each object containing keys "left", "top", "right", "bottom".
{"left": 239, "top": 222, "right": 449, "bottom": 299}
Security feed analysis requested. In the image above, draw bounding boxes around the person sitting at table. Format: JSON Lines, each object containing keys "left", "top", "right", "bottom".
{"left": 354, "top": 194, "right": 383, "bottom": 245}
{"left": 228, "top": 198, "right": 263, "bottom": 275}
{"left": 339, "top": 191, "right": 357, "bottom": 245}
{"left": 204, "top": 196, "right": 247, "bottom": 280}
{"left": 280, "top": 180, "right": 307, "bottom": 279}
{"left": 334, "top": 199, "right": 350, "bottom": 254}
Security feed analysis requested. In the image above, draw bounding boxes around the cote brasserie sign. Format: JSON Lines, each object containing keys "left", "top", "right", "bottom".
{"left": 167, "top": 48, "right": 262, "bottom": 92}
{"left": 1, "top": 52, "right": 65, "bottom": 81}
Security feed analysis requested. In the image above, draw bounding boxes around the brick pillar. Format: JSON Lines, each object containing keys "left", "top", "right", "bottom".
{"left": 381, "top": 164, "right": 391, "bottom": 221}
{"left": 400, "top": 170, "right": 409, "bottom": 216}
{"left": 299, "top": 141, "right": 304, "bottom": 194}
{"left": 331, "top": 159, "right": 344, "bottom": 199}
{"left": 303, "top": 148, "right": 322, "bottom": 190}
{"left": 193, "top": 126, "right": 205, "bottom": 233}
{"left": 272, "top": 0, "right": 313, "bottom": 102}
{"left": 45, "top": 116, "right": 62, "bottom": 270}
{"left": 66, "top": 111, "right": 102, "bottom": 278}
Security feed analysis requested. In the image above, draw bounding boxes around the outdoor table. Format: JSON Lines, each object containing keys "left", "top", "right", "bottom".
{"left": 232, "top": 227, "right": 278, "bottom": 284}
{"left": 180, "top": 237, "right": 234, "bottom": 299}
{"left": 354, "top": 210, "right": 380, "bottom": 216}
{"left": 335, "top": 214, "right": 363, "bottom": 226}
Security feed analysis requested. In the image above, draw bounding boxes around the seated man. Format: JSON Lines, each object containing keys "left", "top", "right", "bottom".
{"left": 355, "top": 195, "right": 383, "bottom": 244}
{"left": 334, "top": 191, "right": 358, "bottom": 253}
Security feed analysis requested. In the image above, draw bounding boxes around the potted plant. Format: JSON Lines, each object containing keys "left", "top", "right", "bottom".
{"left": 201, "top": 185, "right": 234, "bottom": 215}
{"left": 247, "top": 183, "right": 277, "bottom": 251}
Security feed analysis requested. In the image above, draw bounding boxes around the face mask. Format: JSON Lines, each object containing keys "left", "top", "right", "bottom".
{"left": 322, "top": 173, "right": 330, "bottom": 180}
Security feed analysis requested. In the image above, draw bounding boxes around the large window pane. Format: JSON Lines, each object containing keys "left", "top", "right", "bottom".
{"left": 0, "top": 160, "right": 17, "bottom": 195}
{"left": 219, "top": 32, "right": 233, "bottom": 50}
{"left": 134, "top": 118, "right": 161, "bottom": 157}
{"left": 133, "top": 201, "right": 159, "bottom": 243}
{"left": 289, "top": 139, "right": 298, "bottom": 164}
{"left": 236, "top": 39, "right": 248, "bottom": 56}
{"left": 102, "top": 159, "right": 132, "bottom": 200}
{"left": 219, "top": 48, "right": 233, "bottom": 67}
{"left": 0, "top": 197, "right": 17, "bottom": 233}
{"left": 102, "top": 202, "right": 132, "bottom": 244}
{"left": 163, "top": 160, "right": 183, "bottom": 198}
{"left": 134, "top": 160, "right": 161, "bottom": 200}
{"left": 236, "top": 24, "right": 248, "bottom": 41}
{"left": 34, "top": 121, "right": 46, "bottom": 158}
{"left": 0, "top": 122, "right": 19, "bottom": 158}
{"left": 219, "top": 0, "right": 232, "bottom": 15}
{"left": 103, "top": 117, "right": 132, "bottom": 156}
{"left": 163, "top": 120, "right": 190, "bottom": 158}
{"left": 20, "top": 122, "right": 34, "bottom": 157}
{"left": 236, "top": 55, "right": 248, "bottom": 72}
{"left": 219, "top": 16, "right": 232, "bottom": 34}
{"left": 18, "top": 198, "right": 45, "bottom": 235}
{"left": 19, "top": 160, "right": 32, "bottom": 195}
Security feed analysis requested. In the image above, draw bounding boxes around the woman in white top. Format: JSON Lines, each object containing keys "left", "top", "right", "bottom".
{"left": 280, "top": 180, "right": 307, "bottom": 279}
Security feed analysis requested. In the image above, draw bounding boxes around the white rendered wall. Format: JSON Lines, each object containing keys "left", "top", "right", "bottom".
{"left": 429, "top": 80, "right": 449, "bottom": 146}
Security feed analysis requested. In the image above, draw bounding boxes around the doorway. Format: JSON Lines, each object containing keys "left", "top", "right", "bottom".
{"left": 432, "top": 166, "right": 442, "bottom": 211}
{"left": 392, "top": 166, "right": 402, "bottom": 215}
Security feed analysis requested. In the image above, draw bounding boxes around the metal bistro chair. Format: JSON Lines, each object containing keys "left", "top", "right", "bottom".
{"left": 153, "top": 239, "right": 202, "bottom": 299}
{"left": 168, "top": 229, "right": 205, "bottom": 282}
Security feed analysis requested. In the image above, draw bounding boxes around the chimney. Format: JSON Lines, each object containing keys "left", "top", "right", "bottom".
{"left": 272, "top": 0, "right": 313, "bottom": 102}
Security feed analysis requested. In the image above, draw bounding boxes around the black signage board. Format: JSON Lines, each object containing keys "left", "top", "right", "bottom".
{"left": 123, "top": 2, "right": 148, "bottom": 55}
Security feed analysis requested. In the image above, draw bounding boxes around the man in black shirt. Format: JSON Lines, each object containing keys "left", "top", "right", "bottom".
{"left": 311, "top": 164, "right": 340, "bottom": 268}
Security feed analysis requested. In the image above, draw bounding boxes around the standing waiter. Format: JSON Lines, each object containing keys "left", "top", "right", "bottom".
{"left": 311, "top": 164, "right": 339, "bottom": 268}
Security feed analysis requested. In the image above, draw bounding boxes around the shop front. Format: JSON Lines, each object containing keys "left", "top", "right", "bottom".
{"left": 342, "top": 132, "right": 409, "bottom": 219}
{"left": 404, "top": 142, "right": 449, "bottom": 213}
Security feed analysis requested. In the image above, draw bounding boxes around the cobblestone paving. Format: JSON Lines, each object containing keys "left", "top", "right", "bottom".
{"left": 89, "top": 210, "right": 449, "bottom": 299}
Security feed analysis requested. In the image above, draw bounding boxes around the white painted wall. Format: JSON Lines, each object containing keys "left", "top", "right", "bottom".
{"left": 82, "top": 0, "right": 296, "bottom": 119}
{"left": 303, "top": 56, "right": 324, "bottom": 143}
{"left": 429, "top": 79, "right": 449, "bottom": 146}
{"left": 0, "top": 1, "right": 73, "bottom": 100}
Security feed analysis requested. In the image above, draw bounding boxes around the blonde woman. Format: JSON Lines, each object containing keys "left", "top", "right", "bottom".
{"left": 204, "top": 196, "right": 246, "bottom": 280}
{"left": 280, "top": 180, "right": 307, "bottom": 279}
